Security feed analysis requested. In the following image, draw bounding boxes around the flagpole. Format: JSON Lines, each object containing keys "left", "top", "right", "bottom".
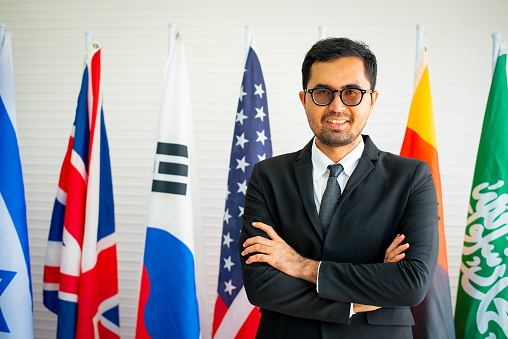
{"left": 415, "top": 24, "right": 425, "bottom": 69}
{"left": 168, "top": 23, "right": 177, "bottom": 56}
{"left": 318, "top": 25, "right": 327, "bottom": 40}
{"left": 85, "top": 30, "right": 93, "bottom": 50}
{"left": 0, "top": 23, "right": 6, "bottom": 51}
{"left": 245, "top": 23, "right": 254, "bottom": 61}
{"left": 492, "top": 32, "right": 501, "bottom": 75}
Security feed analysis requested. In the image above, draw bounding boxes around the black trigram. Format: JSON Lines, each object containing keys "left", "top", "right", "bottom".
{"left": 152, "top": 142, "right": 188, "bottom": 195}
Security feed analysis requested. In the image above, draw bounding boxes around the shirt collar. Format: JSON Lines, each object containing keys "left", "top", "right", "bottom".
{"left": 311, "top": 137, "right": 365, "bottom": 180}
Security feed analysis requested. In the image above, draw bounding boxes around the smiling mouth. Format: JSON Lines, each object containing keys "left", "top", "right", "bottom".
{"left": 327, "top": 119, "right": 347, "bottom": 124}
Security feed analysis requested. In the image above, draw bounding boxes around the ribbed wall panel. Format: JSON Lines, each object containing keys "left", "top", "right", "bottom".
{"left": 1, "top": 0, "right": 507, "bottom": 337}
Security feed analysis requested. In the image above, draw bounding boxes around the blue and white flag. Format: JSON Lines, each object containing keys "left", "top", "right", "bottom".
{"left": 136, "top": 31, "right": 210, "bottom": 339}
{"left": 0, "top": 31, "right": 34, "bottom": 338}
{"left": 213, "top": 38, "right": 272, "bottom": 338}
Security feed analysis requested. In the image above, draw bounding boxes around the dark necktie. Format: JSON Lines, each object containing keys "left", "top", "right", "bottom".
{"left": 319, "top": 164, "right": 344, "bottom": 233}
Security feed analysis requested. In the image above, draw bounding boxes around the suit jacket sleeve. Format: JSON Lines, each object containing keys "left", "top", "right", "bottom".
{"left": 239, "top": 161, "right": 352, "bottom": 325}
{"left": 318, "top": 161, "right": 439, "bottom": 307}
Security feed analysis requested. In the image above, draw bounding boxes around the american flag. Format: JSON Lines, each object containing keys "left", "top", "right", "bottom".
{"left": 212, "top": 44, "right": 272, "bottom": 338}
{"left": 43, "top": 42, "right": 120, "bottom": 338}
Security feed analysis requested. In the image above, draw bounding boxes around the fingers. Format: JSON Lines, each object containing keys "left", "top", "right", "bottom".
{"left": 241, "top": 241, "right": 272, "bottom": 256}
{"left": 243, "top": 235, "right": 272, "bottom": 249}
{"left": 384, "top": 234, "right": 410, "bottom": 263}
{"left": 251, "top": 222, "right": 280, "bottom": 240}
{"left": 385, "top": 234, "right": 404, "bottom": 253}
{"left": 353, "top": 303, "right": 381, "bottom": 313}
{"left": 245, "top": 253, "right": 268, "bottom": 264}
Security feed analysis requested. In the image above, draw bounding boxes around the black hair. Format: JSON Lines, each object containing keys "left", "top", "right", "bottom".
{"left": 301, "top": 37, "right": 377, "bottom": 90}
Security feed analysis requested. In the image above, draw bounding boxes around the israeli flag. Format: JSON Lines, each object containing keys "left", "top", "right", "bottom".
{"left": 0, "top": 32, "right": 34, "bottom": 338}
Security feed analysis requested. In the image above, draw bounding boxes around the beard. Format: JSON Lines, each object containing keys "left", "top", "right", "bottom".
{"left": 309, "top": 112, "right": 362, "bottom": 147}
{"left": 315, "top": 128, "right": 359, "bottom": 147}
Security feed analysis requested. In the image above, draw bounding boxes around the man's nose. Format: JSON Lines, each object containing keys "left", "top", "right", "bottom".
{"left": 328, "top": 92, "right": 346, "bottom": 112}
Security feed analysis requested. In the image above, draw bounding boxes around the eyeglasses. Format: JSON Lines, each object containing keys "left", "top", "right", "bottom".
{"left": 304, "top": 87, "right": 373, "bottom": 107}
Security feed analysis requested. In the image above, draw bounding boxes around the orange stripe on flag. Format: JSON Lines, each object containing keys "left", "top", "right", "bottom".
{"left": 400, "top": 127, "right": 448, "bottom": 272}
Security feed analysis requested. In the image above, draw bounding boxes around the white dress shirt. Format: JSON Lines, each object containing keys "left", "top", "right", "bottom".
{"left": 311, "top": 137, "right": 364, "bottom": 317}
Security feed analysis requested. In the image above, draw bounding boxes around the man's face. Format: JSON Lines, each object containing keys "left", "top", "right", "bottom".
{"left": 299, "top": 56, "right": 378, "bottom": 150}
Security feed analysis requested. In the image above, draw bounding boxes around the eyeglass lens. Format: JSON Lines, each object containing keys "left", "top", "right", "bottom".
{"left": 313, "top": 88, "right": 363, "bottom": 106}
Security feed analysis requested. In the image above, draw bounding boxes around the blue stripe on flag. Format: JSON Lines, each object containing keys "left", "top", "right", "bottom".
{"left": 48, "top": 200, "right": 66, "bottom": 241}
{"left": 56, "top": 299, "right": 78, "bottom": 339}
{"left": 103, "top": 305, "right": 120, "bottom": 326}
{"left": 72, "top": 67, "right": 90, "bottom": 167}
{"left": 42, "top": 290, "right": 58, "bottom": 313}
{"left": 143, "top": 227, "right": 200, "bottom": 339}
{"left": 98, "top": 109, "right": 115, "bottom": 241}
{"left": 0, "top": 94, "right": 31, "bottom": 284}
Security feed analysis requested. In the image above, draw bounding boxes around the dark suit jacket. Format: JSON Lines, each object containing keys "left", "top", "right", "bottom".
{"left": 239, "top": 135, "right": 439, "bottom": 339}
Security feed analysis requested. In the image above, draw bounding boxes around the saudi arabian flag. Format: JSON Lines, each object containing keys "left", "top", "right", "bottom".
{"left": 455, "top": 41, "right": 508, "bottom": 339}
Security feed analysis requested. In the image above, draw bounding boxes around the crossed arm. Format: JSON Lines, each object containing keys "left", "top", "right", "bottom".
{"left": 241, "top": 222, "right": 409, "bottom": 313}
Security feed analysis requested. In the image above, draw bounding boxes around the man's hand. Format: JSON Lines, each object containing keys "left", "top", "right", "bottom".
{"left": 353, "top": 304, "right": 380, "bottom": 313}
{"left": 384, "top": 234, "right": 409, "bottom": 263}
{"left": 241, "top": 222, "right": 319, "bottom": 284}
{"left": 354, "top": 235, "right": 410, "bottom": 313}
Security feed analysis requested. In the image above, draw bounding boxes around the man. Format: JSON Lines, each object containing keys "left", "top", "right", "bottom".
{"left": 239, "top": 37, "right": 439, "bottom": 338}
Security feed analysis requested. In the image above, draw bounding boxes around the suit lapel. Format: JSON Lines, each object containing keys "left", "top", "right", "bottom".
{"left": 294, "top": 139, "right": 325, "bottom": 241}
{"left": 338, "top": 135, "right": 379, "bottom": 207}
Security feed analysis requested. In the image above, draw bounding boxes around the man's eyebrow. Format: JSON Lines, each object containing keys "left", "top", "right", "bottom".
{"left": 313, "top": 83, "right": 331, "bottom": 89}
{"left": 312, "top": 83, "right": 364, "bottom": 89}
{"left": 342, "top": 83, "right": 363, "bottom": 89}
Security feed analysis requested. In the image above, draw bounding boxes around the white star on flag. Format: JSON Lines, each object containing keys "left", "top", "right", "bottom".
{"left": 224, "top": 279, "right": 237, "bottom": 295}
{"left": 258, "top": 154, "right": 266, "bottom": 161}
{"left": 255, "top": 106, "right": 266, "bottom": 122}
{"left": 237, "top": 180, "right": 248, "bottom": 195}
{"left": 254, "top": 83, "right": 265, "bottom": 98}
{"left": 222, "top": 232, "right": 233, "bottom": 248}
{"left": 235, "top": 133, "right": 249, "bottom": 149}
{"left": 223, "top": 209, "right": 232, "bottom": 224}
{"left": 236, "top": 156, "right": 250, "bottom": 172}
{"left": 256, "top": 130, "right": 268, "bottom": 145}
{"left": 239, "top": 86, "right": 247, "bottom": 101}
{"left": 223, "top": 256, "right": 235, "bottom": 272}
{"left": 236, "top": 109, "right": 248, "bottom": 125}
{"left": 238, "top": 206, "right": 244, "bottom": 217}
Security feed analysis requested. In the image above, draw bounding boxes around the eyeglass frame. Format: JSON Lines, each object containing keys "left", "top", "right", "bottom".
{"left": 304, "top": 87, "right": 374, "bottom": 107}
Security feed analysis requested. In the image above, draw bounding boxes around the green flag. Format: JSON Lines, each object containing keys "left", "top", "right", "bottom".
{"left": 455, "top": 42, "right": 508, "bottom": 339}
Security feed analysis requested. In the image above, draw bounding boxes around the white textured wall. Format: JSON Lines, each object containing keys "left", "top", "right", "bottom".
{"left": 1, "top": 0, "right": 508, "bottom": 338}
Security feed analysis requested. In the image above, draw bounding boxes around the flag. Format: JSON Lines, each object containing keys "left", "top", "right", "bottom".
{"left": 135, "top": 31, "right": 210, "bottom": 339}
{"left": 400, "top": 42, "right": 455, "bottom": 338}
{"left": 454, "top": 40, "right": 508, "bottom": 339}
{"left": 212, "top": 39, "right": 272, "bottom": 338}
{"left": 0, "top": 31, "right": 34, "bottom": 338}
{"left": 43, "top": 42, "right": 120, "bottom": 338}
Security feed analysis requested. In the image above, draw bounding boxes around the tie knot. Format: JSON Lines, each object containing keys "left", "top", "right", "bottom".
{"left": 327, "top": 164, "right": 343, "bottom": 178}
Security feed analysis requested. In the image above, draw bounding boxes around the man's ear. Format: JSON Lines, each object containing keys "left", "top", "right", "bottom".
{"left": 370, "top": 90, "right": 379, "bottom": 112}
{"left": 299, "top": 91, "right": 306, "bottom": 108}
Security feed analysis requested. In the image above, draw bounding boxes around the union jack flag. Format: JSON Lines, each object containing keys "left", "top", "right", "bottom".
{"left": 43, "top": 42, "right": 120, "bottom": 338}
{"left": 212, "top": 41, "right": 272, "bottom": 338}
